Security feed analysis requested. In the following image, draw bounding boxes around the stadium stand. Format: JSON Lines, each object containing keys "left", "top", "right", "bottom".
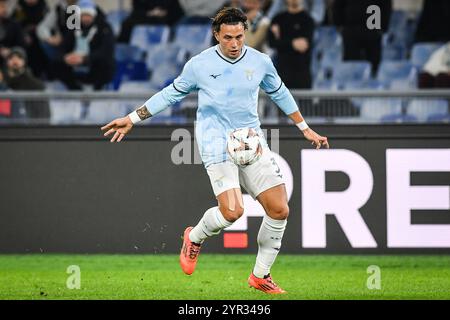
{"left": 1, "top": 1, "right": 449, "bottom": 126}
{"left": 407, "top": 99, "right": 449, "bottom": 122}
{"left": 376, "top": 60, "right": 417, "bottom": 89}
{"left": 172, "top": 24, "right": 212, "bottom": 56}
{"left": 411, "top": 42, "right": 444, "bottom": 70}
{"left": 130, "top": 25, "right": 171, "bottom": 52}
{"left": 106, "top": 9, "right": 128, "bottom": 36}
{"left": 360, "top": 98, "right": 403, "bottom": 122}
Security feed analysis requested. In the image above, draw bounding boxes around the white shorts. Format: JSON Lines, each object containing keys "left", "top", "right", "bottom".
{"left": 206, "top": 147, "right": 284, "bottom": 199}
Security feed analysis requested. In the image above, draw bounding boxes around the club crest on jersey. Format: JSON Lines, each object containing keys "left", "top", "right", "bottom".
{"left": 245, "top": 69, "right": 254, "bottom": 81}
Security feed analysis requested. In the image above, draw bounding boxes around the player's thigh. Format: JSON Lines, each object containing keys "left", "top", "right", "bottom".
{"left": 206, "top": 161, "right": 244, "bottom": 221}
{"left": 257, "top": 184, "right": 289, "bottom": 220}
{"left": 239, "top": 148, "right": 288, "bottom": 220}
{"left": 239, "top": 147, "right": 284, "bottom": 200}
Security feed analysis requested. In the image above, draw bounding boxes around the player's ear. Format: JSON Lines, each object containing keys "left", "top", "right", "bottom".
{"left": 213, "top": 30, "right": 220, "bottom": 43}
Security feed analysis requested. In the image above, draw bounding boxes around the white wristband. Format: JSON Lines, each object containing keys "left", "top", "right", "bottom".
{"left": 296, "top": 120, "right": 309, "bottom": 131}
{"left": 128, "top": 110, "right": 141, "bottom": 124}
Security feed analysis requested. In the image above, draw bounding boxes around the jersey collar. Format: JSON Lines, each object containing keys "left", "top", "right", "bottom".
{"left": 215, "top": 45, "right": 248, "bottom": 64}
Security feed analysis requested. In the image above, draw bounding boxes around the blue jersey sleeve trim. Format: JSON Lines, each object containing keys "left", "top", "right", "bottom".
{"left": 172, "top": 83, "right": 189, "bottom": 95}
{"left": 265, "top": 81, "right": 283, "bottom": 95}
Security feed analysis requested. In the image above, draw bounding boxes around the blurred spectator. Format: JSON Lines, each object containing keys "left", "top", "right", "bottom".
{"left": 0, "top": 69, "right": 11, "bottom": 119}
{"left": 178, "top": 0, "right": 228, "bottom": 24}
{"left": 0, "top": 68, "right": 7, "bottom": 90}
{"left": 36, "top": 0, "right": 105, "bottom": 60}
{"left": 242, "top": 0, "right": 270, "bottom": 51}
{"left": 333, "top": 0, "right": 391, "bottom": 74}
{"left": 3, "top": 47, "right": 50, "bottom": 120}
{"left": 415, "top": 0, "right": 450, "bottom": 43}
{"left": 268, "top": 0, "right": 314, "bottom": 90}
{"left": 14, "top": 0, "right": 49, "bottom": 78}
{"left": 52, "top": 0, "right": 115, "bottom": 90}
{"left": 418, "top": 42, "right": 450, "bottom": 89}
{"left": 117, "top": 0, "right": 183, "bottom": 43}
{"left": 0, "top": 0, "right": 26, "bottom": 66}
{"left": 322, "top": 0, "right": 336, "bottom": 25}
{"left": 266, "top": 0, "right": 325, "bottom": 25}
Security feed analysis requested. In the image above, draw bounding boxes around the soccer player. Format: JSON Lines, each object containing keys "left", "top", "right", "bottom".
{"left": 101, "top": 7, "right": 329, "bottom": 294}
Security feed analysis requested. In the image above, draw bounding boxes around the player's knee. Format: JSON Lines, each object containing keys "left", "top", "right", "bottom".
{"left": 268, "top": 204, "right": 289, "bottom": 220}
{"left": 220, "top": 207, "right": 244, "bottom": 223}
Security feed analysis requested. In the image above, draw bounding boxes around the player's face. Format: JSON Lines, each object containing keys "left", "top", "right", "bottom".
{"left": 215, "top": 23, "right": 245, "bottom": 59}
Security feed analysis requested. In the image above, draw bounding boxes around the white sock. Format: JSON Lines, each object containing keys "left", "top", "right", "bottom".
{"left": 189, "top": 206, "right": 233, "bottom": 244}
{"left": 253, "top": 215, "right": 287, "bottom": 278}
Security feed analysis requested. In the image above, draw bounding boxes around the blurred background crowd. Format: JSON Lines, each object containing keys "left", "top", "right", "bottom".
{"left": 0, "top": 0, "right": 449, "bottom": 124}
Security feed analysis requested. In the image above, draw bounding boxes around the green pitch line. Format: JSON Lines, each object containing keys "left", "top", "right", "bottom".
{"left": 0, "top": 254, "right": 449, "bottom": 300}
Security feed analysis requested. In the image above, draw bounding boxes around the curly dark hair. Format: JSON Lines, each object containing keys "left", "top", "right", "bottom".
{"left": 211, "top": 7, "right": 248, "bottom": 33}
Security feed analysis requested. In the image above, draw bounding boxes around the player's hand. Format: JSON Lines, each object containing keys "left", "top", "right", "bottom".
{"left": 101, "top": 116, "right": 133, "bottom": 143}
{"left": 302, "top": 127, "right": 329, "bottom": 149}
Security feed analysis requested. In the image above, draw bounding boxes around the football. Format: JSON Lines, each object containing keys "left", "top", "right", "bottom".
{"left": 226, "top": 127, "right": 263, "bottom": 166}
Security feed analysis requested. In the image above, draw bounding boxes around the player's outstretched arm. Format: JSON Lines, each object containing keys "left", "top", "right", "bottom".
{"left": 288, "top": 111, "right": 330, "bottom": 149}
{"left": 101, "top": 105, "right": 152, "bottom": 143}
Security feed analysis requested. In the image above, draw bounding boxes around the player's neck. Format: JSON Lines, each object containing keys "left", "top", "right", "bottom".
{"left": 216, "top": 45, "right": 246, "bottom": 62}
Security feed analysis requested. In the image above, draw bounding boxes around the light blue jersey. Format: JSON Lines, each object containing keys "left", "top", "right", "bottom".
{"left": 143, "top": 45, "right": 299, "bottom": 167}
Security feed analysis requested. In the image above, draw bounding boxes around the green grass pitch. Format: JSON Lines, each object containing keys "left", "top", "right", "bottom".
{"left": 1, "top": 254, "right": 449, "bottom": 300}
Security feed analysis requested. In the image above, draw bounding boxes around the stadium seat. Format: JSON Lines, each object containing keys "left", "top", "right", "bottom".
{"left": 312, "top": 26, "right": 342, "bottom": 74}
{"left": 115, "top": 44, "right": 145, "bottom": 62}
{"left": 149, "top": 63, "right": 182, "bottom": 90}
{"left": 360, "top": 98, "right": 403, "bottom": 121}
{"left": 386, "top": 10, "right": 418, "bottom": 47}
{"left": 81, "top": 100, "right": 129, "bottom": 124}
{"left": 320, "top": 46, "right": 342, "bottom": 69}
{"left": 113, "top": 44, "right": 148, "bottom": 90}
{"left": 112, "top": 61, "right": 149, "bottom": 90}
{"left": 106, "top": 10, "right": 129, "bottom": 36}
{"left": 45, "top": 80, "right": 68, "bottom": 92}
{"left": 410, "top": 43, "right": 444, "bottom": 70}
{"left": 382, "top": 33, "right": 407, "bottom": 61}
{"left": 406, "top": 99, "right": 449, "bottom": 122}
{"left": 381, "top": 113, "right": 417, "bottom": 123}
{"left": 341, "top": 79, "right": 385, "bottom": 91}
{"left": 130, "top": 25, "right": 170, "bottom": 52}
{"left": 388, "top": 10, "right": 408, "bottom": 31}
{"left": 313, "top": 79, "right": 335, "bottom": 90}
{"left": 427, "top": 113, "right": 450, "bottom": 123}
{"left": 118, "top": 81, "right": 153, "bottom": 92}
{"left": 49, "top": 100, "right": 83, "bottom": 124}
{"left": 340, "top": 80, "right": 386, "bottom": 108}
{"left": 376, "top": 60, "right": 417, "bottom": 89}
{"left": 173, "top": 24, "right": 212, "bottom": 55}
{"left": 331, "top": 61, "right": 372, "bottom": 85}
{"left": 313, "top": 26, "right": 342, "bottom": 53}
{"left": 146, "top": 43, "right": 188, "bottom": 72}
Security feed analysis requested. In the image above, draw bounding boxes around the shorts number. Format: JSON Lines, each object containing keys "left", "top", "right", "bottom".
{"left": 270, "top": 157, "right": 282, "bottom": 178}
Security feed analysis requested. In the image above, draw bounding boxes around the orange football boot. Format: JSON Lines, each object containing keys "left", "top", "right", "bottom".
{"left": 248, "top": 273, "right": 287, "bottom": 294}
{"left": 179, "top": 227, "right": 201, "bottom": 275}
